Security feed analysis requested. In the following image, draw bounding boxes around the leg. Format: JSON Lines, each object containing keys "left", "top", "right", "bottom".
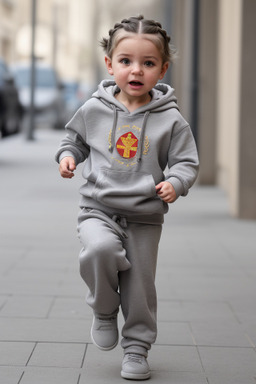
{"left": 78, "top": 216, "right": 131, "bottom": 315}
{"left": 119, "top": 223, "right": 162, "bottom": 354}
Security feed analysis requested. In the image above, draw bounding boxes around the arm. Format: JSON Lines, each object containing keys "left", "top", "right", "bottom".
{"left": 157, "top": 123, "right": 199, "bottom": 202}
{"left": 55, "top": 107, "right": 90, "bottom": 167}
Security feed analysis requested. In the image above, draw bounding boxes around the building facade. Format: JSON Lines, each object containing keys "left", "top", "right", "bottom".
{"left": 171, "top": 0, "right": 256, "bottom": 219}
{"left": 0, "top": 0, "right": 17, "bottom": 61}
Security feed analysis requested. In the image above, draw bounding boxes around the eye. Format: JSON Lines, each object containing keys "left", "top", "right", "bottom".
{"left": 120, "top": 58, "right": 130, "bottom": 65}
{"left": 144, "top": 61, "right": 155, "bottom": 67}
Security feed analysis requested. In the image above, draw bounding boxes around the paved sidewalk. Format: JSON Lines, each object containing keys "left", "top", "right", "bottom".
{"left": 0, "top": 129, "right": 256, "bottom": 384}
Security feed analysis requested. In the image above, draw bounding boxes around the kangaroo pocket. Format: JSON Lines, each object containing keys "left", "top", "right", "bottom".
{"left": 91, "top": 168, "right": 164, "bottom": 214}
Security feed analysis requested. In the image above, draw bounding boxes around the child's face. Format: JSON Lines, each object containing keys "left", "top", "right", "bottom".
{"left": 105, "top": 33, "right": 168, "bottom": 104}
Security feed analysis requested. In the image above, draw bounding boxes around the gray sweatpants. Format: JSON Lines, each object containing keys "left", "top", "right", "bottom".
{"left": 77, "top": 208, "right": 162, "bottom": 356}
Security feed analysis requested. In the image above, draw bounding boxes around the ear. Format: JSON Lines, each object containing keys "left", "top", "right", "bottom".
{"left": 105, "top": 56, "right": 114, "bottom": 76}
{"left": 159, "top": 62, "right": 169, "bottom": 80}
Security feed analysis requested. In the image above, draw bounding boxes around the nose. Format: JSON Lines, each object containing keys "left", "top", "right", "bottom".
{"left": 131, "top": 63, "right": 143, "bottom": 75}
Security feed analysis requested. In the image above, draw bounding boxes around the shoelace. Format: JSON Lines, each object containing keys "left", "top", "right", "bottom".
{"left": 126, "top": 353, "right": 143, "bottom": 364}
{"left": 97, "top": 317, "right": 116, "bottom": 330}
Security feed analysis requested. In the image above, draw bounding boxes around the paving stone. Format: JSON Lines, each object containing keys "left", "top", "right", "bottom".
{"left": 156, "top": 272, "right": 180, "bottom": 300}
{"left": 28, "top": 342, "right": 86, "bottom": 368}
{"left": 0, "top": 342, "right": 35, "bottom": 366}
{"left": 56, "top": 280, "right": 86, "bottom": 297}
{"left": 191, "top": 321, "right": 251, "bottom": 347}
{"left": 0, "top": 251, "right": 25, "bottom": 276}
{"left": 243, "top": 324, "right": 256, "bottom": 347}
{"left": 207, "top": 373, "right": 256, "bottom": 384}
{"left": 0, "top": 295, "right": 8, "bottom": 310}
{"left": 157, "top": 300, "right": 237, "bottom": 323}
{"left": 198, "top": 346, "right": 256, "bottom": 375}
{"left": 79, "top": 372, "right": 124, "bottom": 384}
{"left": 0, "top": 367, "right": 24, "bottom": 384}
{"left": 80, "top": 367, "right": 208, "bottom": 384}
{"left": 19, "top": 367, "right": 80, "bottom": 384}
{"left": 6, "top": 269, "right": 67, "bottom": 285}
{"left": 13, "top": 254, "right": 75, "bottom": 273}
{"left": 150, "top": 371, "right": 208, "bottom": 383}
{"left": 156, "top": 322, "right": 195, "bottom": 345}
{"left": 48, "top": 297, "right": 90, "bottom": 319}
{"left": 157, "top": 300, "right": 185, "bottom": 322}
{"left": 0, "top": 276, "right": 66, "bottom": 296}
{"left": 149, "top": 345, "right": 203, "bottom": 373}
{"left": 181, "top": 301, "right": 236, "bottom": 322}
{"left": 0, "top": 296, "right": 54, "bottom": 318}
{"left": 225, "top": 244, "right": 256, "bottom": 266}
{"left": 81, "top": 344, "right": 122, "bottom": 381}
{"left": 229, "top": 298, "right": 256, "bottom": 324}
{"left": 171, "top": 273, "right": 256, "bottom": 302}
{"left": 0, "top": 318, "right": 91, "bottom": 343}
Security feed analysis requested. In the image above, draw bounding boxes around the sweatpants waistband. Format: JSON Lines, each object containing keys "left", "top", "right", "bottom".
{"left": 78, "top": 207, "right": 164, "bottom": 241}
{"left": 79, "top": 200, "right": 165, "bottom": 225}
{"left": 78, "top": 208, "right": 128, "bottom": 240}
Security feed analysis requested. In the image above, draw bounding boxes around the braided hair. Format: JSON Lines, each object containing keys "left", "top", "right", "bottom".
{"left": 100, "top": 15, "right": 174, "bottom": 63}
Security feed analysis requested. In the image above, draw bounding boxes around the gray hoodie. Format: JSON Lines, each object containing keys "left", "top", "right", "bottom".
{"left": 55, "top": 80, "right": 199, "bottom": 224}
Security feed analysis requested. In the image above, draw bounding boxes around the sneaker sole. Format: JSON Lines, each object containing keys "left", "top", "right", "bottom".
{"left": 121, "top": 370, "right": 151, "bottom": 380}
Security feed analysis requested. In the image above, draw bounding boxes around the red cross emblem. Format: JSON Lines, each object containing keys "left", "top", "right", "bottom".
{"left": 116, "top": 132, "right": 138, "bottom": 158}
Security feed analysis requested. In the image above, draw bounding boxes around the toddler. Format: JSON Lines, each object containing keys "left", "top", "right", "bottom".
{"left": 56, "top": 15, "right": 199, "bottom": 380}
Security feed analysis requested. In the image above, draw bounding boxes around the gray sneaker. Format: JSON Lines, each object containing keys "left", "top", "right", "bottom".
{"left": 91, "top": 314, "right": 118, "bottom": 351}
{"left": 121, "top": 353, "right": 151, "bottom": 380}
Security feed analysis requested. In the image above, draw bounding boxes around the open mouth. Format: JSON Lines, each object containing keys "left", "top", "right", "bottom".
{"left": 129, "top": 81, "right": 143, "bottom": 86}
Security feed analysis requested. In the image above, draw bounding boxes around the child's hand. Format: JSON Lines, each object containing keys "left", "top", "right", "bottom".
{"left": 155, "top": 181, "right": 177, "bottom": 203}
{"left": 59, "top": 156, "right": 76, "bottom": 178}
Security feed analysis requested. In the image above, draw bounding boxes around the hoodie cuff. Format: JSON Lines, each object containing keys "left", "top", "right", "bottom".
{"left": 166, "top": 177, "right": 184, "bottom": 199}
{"left": 58, "top": 151, "right": 76, "bottom": 163}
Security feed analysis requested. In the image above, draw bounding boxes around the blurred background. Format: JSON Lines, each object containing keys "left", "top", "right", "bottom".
{"left": 0, "top": 0, "right": 255, "bottom": 220}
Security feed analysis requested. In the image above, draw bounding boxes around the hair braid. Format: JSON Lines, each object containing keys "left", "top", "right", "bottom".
{"left": 100, "top": 15, "right": 175, "bottom": 63}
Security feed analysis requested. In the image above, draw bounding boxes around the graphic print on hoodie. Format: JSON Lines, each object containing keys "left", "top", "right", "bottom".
{"left": 55, "top": 80, "right": 199, "bottom": 221}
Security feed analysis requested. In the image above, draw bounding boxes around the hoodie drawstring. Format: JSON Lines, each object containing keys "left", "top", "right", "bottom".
{"left": 136, "top": 111, "right": 150, "bottom": 162}
{"left": 109, "top": 105, "right": 117, "bottom": 153}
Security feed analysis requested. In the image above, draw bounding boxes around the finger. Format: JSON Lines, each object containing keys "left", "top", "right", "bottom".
{"left": 155, "top": 182, "right": 164, "bottom": 190}
{"left": 62, "top": 172, "right": 74, "bottom": 179}
{"left": 157, "top": 187, "right": 168, "bottom": 196}
{"left": 68, "top": 161, "right": 76, "bottom": 172}
{"left": 59, "top": 165, "right": 74, "bottom": 178}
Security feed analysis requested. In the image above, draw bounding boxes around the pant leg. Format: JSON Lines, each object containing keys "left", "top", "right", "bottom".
{"left": 78, "top": 216, "right": 131, "bottom": 316}
{"left": 119, "top": 223, "right": 162, "bottom": 354}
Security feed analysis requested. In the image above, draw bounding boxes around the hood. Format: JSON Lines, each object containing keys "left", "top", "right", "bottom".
{"left": 92, "top": 79, "right": 179, "bottom": 114}
{"left": 92, "top": 80, "right": 179, "bottom": 162}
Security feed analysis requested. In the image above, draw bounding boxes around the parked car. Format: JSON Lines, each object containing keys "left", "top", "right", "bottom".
{"left": 11, "top": 62, "right": 66, "bottom": 129}
{"left": 0, "top": 59, "right": 22, "bottom": 138}
{"left": 62, "top": 80, "right": 93, "bottom": 121}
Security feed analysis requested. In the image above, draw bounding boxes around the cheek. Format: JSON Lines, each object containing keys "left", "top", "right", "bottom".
{"left": 146, "top": 71, "right": 161, "bottom": 82}
{"left": 114, "top": 69, "right": 127, "bottom": 80}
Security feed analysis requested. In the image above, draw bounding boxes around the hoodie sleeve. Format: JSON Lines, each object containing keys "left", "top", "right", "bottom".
{"left": 55, "top": 107, "right": 90, "bottom": 165}
{"left": 165, "top": 123, "right": 199, "bottom": 198}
